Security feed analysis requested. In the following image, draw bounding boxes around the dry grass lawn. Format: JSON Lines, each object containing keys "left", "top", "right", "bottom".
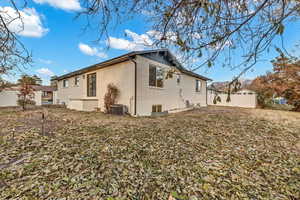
{"left": 0, "top": 106, "right": 299, "bottom": 200}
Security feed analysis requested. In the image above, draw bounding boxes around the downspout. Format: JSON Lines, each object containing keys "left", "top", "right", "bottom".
{"left": 128, "top": 56, "right": 137, "bottom": 116}
{"left": 206, "top": 81, "right": 208, "bottom": 106}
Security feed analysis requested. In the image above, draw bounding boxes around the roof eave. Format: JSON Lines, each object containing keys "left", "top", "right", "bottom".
{"left": 54, "top": 55, "right": 134, "bottom": 81}
{"left": 53, "top": 49, "right": 212, "bottom": 82}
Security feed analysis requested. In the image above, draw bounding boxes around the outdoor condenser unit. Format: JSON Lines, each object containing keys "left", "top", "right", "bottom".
{"left": 110, "top": 104, "right": 127, "bottom": 115}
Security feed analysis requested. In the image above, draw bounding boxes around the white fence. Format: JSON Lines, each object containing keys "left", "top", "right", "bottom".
{"left": 0, "top": 90, "right": 42, "bottom": 107}
{"left": 0, "top": 90, "right": 19, "bottom": 107}
{"left": 207, "top": 89, "right": 257, "bottom": 108}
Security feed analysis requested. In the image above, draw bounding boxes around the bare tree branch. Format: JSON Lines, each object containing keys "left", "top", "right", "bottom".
{"left": 0, "top": 0, "right": 31, "bottom": 77}
{"left": 78, "top": 0, "right": 300, "bottom": 80}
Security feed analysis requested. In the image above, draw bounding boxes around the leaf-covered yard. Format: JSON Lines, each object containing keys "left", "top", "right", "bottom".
{"left": 0, "top": 106, "right": 299, "bottom": 199}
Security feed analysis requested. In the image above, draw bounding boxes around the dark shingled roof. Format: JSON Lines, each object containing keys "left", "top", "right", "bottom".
{"left": 53, "top": 49, "right": 212, "bottom": 81}
{"left": 30, "top": 85, "right": 56, "bottom": 91}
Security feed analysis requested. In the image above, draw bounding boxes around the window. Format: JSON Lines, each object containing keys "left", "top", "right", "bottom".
{"left": 195, "top": 80, "right": 201, "bottom": 92}
{"left": 176, "top": 74, "right": 181, "bottom": 85}
{"left": 87, "top": 73, "right": 96, "bottom": 97}
{"left": 42, "top": 91, "right": 47, "bottom": 97}
{"left": 75, "top": 76, "right": 80, "bottom": 86}
{"left": 149, "top": 65, "right": 164, "bottom": 88}
{"left": 63, "top": 79, "right": 69, "bottom": 88}
{"left": 152, "top": 105, "right": 162, "bottom": 113}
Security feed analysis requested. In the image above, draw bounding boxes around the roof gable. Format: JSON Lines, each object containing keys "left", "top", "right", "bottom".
{"left": 139, "top": 50, "right": 211, "bottom": 81}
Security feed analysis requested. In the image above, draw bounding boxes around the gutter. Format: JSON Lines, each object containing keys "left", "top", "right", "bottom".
{"left": 128, "top": 56, "right": 137, "bottom": 116}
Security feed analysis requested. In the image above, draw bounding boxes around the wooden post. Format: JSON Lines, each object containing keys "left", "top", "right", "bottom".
{"left": 41, "top": 112, "right": 45, "bottom": 135}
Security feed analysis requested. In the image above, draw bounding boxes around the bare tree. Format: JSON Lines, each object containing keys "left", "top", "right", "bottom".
{"left": 79, "top": 0, "right": 300, "bottom": 80}
{"left": 0, "top": 0, "right": 31, "bottom": 76}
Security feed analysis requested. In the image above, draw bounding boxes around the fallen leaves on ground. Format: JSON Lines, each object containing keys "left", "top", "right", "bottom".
{"left": 0, "top": 106, "right": 299, "bottom": 199}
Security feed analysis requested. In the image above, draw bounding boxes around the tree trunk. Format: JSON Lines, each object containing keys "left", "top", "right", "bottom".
{"left": 22, "top": 95, "right": 26, "bottom": 111}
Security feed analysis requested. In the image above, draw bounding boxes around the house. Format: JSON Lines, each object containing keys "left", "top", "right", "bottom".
{"left": 30, "top": 85, "right": 57, "bottom": 105}
{"left": 52, "top": 49, "right": 211, "bottom": 116}
{"left": 0, "top": 85, "right": 56, "bottom": 107}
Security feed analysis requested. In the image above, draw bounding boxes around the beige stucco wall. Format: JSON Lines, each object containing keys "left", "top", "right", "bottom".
{"left": 83, "top": 100, "right": 99, "bottom": 111}
{"left": 67, "top": 99, "right": 99, "bottom": 111}
{"left": 56, "top": 60, "right": 135, "bottom": 114}
{"left": 68, "top": 99, "right": 84, "bottom": 110}
{"left": 135, "top": 55, "right": 207, "bottom": 116}
{"left": 95, "top": 61, "right": 135, "bottom": 113}
{"left": 56, "top": 75, "right": 84, "bottom": 105}
{"left": 56, "top": 56, "right": 208, "bottom": 116}
{"left": 207, "top": 89, "right": 257, "bottom": 108}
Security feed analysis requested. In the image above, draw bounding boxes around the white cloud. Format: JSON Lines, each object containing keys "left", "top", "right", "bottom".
{"left": 107, "top": 29, "right": 154, "bottom": 51}
{"left": 33, "top": 0, "right": 81, "bottom": 11}
{"left": 36, "top": 68, "right": 55, "bottom": 76}
{"left": 107, "top": 29, "right": 202, "bottom": 52}
{"left": 125, "top": 29, "right": 153, "bottom": 46}
{"left": 78, "top": 43, "right": 108, "bottom": 58}
{"left": 146, "top": 30, "right": 161, "bottom": 40}
{"left": 38, "top": 58, "right": 53, "bottom": 65}
{"left": 108, "top": 37, "right": 143, "bottom": 51}
{"left": 147, "top": 30, "right": 178, "bottom": 43}
{"left": 0, "top": 6, "right": 48, "bottom": 38}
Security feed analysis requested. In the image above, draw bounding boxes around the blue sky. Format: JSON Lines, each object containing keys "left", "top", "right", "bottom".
{"left": 1, "top": 0, "right": 299, "bottom": 85}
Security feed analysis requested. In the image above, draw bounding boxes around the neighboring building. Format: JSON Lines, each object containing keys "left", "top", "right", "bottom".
{"left": 207, "top": 88, "right": 257, "bottom": 108}
{"left": 0, "top": 85, "right": 56, "bottom": 107}
{"left": 31, "top": 85, "right": 57, "bottom": 105}
{"left": 53, "top": 49, "right": 211, "bottom": 116}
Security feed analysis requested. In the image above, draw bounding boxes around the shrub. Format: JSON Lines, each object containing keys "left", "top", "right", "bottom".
{"left": 213, "top": 95, "right": 221, "bottom": 104}
{"left": 104, "top": 83, "right": 120, "bottom": 113}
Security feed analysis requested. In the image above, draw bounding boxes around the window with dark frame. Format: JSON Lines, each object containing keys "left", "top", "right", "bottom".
{"left": 196, "top": 80, "right": 201, "bottom": 92}
{"left": 152, "top": 105, "right": 162, "bottom": 113}
{"left": 75, "top": 76, "right": 80, "bottom": 86}
{"left": 63, "top": 79, "right": 68, "bottom": 88}
{"left": 87, "top": 73, "right": 96, "bottom": 97}
{"left": 149, "top": 65, "right": 164, "bottom": 88}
